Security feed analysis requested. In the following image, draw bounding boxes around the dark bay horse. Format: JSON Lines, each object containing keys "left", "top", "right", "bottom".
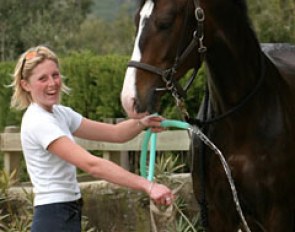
{"left": 120, "top": 0, "right": 295, "bottom": 231}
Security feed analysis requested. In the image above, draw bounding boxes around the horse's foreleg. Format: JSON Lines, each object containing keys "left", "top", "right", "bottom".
{"left": 206, "top": 207, "right": 240, "bottom": 232}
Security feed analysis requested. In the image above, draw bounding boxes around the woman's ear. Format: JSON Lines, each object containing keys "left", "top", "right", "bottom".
{"left": 20, "top": 79, "right": 31, "bottom": 92}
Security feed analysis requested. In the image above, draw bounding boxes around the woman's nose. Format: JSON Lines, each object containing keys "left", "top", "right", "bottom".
{"left": 48, "top": 76, "right": 55, "bottom": 85}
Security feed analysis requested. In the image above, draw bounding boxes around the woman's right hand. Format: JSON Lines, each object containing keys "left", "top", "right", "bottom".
{"left": 147, "top": 182, "right": 175, "bottom": 205}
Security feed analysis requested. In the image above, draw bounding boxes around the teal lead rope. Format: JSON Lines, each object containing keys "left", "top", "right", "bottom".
{"left": 140, "top": 118, "right": 252, "bottom": 232}
{"left": 140, "top": 129, "right": 157, "bottom": 181}
{"left": 140, "top": 119, "right": 190, "bottom": 181}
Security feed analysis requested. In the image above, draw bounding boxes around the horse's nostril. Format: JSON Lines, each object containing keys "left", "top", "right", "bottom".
{"left": 134, "top": 99, "right": 144, "bottom": 113}
{"left": 135, "top": 96, "right": 153, "bottom": 114}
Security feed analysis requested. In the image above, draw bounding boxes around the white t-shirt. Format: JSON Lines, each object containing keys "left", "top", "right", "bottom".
{"left": 21, "top": 103, "right": 83, "bottom": 206}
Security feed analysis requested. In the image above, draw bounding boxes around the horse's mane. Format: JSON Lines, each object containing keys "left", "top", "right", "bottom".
{"left": 222, "top": 0, "right": 257, "bottom": 46}
{"left": 234, "top": 0, "right": 247, "bottom": 13}
{"left": 241, "top": 0, "right": 259, "bottom": 32}
{"left": 233, "top": 0, "right": 259, "bottom": 44}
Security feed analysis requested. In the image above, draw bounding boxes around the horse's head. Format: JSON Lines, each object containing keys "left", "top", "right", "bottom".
{"left": 121, "top": 0, "right": 204, "bottom": 118}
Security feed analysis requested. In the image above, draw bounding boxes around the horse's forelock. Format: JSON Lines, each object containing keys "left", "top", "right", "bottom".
{"left": 140, "top": 0, "right": 155, "bottom": 4}
{"left": 140, "top": 0, "right": 154, "bottom": 18}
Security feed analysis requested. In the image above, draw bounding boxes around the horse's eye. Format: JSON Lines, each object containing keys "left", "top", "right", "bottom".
{"left": 157, "top": 21, "right": 172, "bottom": 30}
{"left": 155, "top": 16, "right": 174, "bottom": 30}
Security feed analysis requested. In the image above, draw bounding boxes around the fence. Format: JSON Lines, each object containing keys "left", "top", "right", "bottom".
{"left": 0, "top": 126, "right": 190, "bottom": 182}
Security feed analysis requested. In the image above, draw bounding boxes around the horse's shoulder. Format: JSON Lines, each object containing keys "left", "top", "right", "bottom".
{"left": 261, "top": 43, "right": 295, "bottom": 81}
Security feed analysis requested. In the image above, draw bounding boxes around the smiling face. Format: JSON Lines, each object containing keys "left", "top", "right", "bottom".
{"left": 21, "top": 59, "right": 62, "bottom": 112}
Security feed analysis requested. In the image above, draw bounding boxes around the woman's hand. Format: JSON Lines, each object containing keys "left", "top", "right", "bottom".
{"left": 138, "top": 114, "right": 166, "bottom": 133}
{"left": 147, "top": 182, "right": 175, "bottom": 205}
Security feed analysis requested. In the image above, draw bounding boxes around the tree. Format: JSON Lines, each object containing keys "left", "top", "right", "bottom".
{"left": 0, "top": 0, "right": 92, "bottom": 61}
{"left": 248, "top": 0, "right": 295, "bottom": 43}
{"left": 69, "top": 3, "right": 136, "bottom": 55}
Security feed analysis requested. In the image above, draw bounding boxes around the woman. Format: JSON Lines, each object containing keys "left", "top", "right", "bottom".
{"left": 10, "top": 45, "right": 174, "bottom": 232}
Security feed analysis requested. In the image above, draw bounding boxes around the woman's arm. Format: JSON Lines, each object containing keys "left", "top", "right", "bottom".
{"left": 73, "top": 115, "right": 164, "bottom": 143}
{"left": 47, "top": 136, "right": 174, "bottom": 205}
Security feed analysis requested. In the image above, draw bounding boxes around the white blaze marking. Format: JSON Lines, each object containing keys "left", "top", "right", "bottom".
{"left": 121, "top": 0, "right": 154, "bottom": 117}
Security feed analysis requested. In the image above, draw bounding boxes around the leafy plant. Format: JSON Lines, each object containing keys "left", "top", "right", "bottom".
{"left": 0, "top": 170, "right": 98, "bottom": 232}
{"left": 0, "top": 170, "right": 32, "bottom": 231}
{"left": 81, "top": 216, "right": 99, "bottom": 232}
{"left": 171, "top": 199, "right": 204, "bottom": 232}
{"left": 148, "top": 153, "right": 202, "bottom": 232}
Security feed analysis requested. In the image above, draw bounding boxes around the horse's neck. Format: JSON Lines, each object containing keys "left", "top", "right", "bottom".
{"left": 205, "top": 43, "right": 262, "bottom": 113}
{"left": 202, "top": 6, "right": 263, "bottom": 115}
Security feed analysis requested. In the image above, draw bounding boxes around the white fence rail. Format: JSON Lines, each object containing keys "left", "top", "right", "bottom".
{"left": 0, "top": 126, "right": 190, "bottom": 182}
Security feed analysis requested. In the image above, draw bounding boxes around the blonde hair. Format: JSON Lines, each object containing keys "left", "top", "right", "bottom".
{"left": 10, "top": 45, "right": 70, "bottom": 110}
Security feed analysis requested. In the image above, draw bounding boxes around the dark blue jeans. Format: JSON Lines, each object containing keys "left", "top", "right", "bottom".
{"left": 31, "top": 199, "right": 83, "bottom": 232}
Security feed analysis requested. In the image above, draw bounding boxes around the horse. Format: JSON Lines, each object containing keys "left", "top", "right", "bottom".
{"left": 120, "top": 0, "right": 295, "bottom": 231}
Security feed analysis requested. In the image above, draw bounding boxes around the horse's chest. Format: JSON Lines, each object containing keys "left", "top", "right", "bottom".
{"left": 206, "top": 147, "right": 295, "bottom": 206}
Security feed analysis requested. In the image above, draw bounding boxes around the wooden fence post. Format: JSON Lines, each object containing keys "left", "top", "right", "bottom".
{"left": 2, "top": 126, "right": 22, "bottom": 182}
{"left": 115, "top": 118, "right": 130, "bottom": 171}
{"left": 101, "top": 118, "right": 130, "bottom": 170}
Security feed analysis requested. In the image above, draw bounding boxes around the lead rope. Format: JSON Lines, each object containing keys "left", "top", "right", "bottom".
{"left": 188, "top": 125, "right": 251, "bottom": 232}
{"left": 150, "top": 183, "right": 188, "bottom": 232}
{"left": 141, "top": 120, "right": 251, "bottom": 232}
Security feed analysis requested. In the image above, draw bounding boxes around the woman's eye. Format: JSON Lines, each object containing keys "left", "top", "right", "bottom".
{"left": 52, "top": 72, "right": 60, "bottom": 78}
{"left": 39, "top": 76, "right": 47, "bottom": 81}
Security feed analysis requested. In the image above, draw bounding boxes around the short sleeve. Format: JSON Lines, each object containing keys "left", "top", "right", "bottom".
{"left": 29, "top": 118, "right": 67, "bottom": 150}
{"left": 21, "top": 104, "right": 83, "bottom": 151}
{"left": 62, "top": 106, "right": 83, "bottom": 133}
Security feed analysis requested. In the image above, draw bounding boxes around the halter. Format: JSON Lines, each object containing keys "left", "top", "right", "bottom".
{"left": 128, "top": 0, "right": 206, "bottom": 119}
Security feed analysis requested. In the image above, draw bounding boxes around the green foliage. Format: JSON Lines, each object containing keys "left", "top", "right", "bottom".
{"left": 0, "top": 0, "right": 92, "bottom": 61}
{"left": 0, "top": 0, "right": 137, "bottom": 61}
{"left": 61, "top": 53, "right": 129, "bottom": 120}
{"left": 0, "top": 170, "right": 33, "bottom": 231}
{"left": 69, "top": 10, "right": 136, "bottom": 55}
{"left": 154, "top": 153, "right": 186, "bottom": 181}
{"left": 90, "top": 0, "right": 136, "bottom": 22}
{"left": 0, "top": 0, "right": 294, "bottom": 62}
{"left": 150, "top": 154, "right": 202, "bottom": 231}
{"left": 248, "top": 0, "right": 295, "bottom": 43}
{"left": 0, "top": 170, "right": 100, "bottom": 232}
{"left": 0, "top": 62, "right": 23, "bottom": 132}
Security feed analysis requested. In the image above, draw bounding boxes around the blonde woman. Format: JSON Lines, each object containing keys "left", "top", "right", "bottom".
{"left": 10, "top": 45, "right": 174, "bottom": 232}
